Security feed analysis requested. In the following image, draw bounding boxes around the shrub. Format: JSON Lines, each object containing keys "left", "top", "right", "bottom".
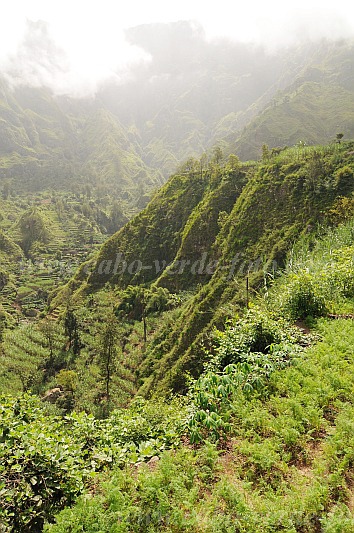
{"left": 0, "top": 395, "right": 88, "bottom": 532}
{"left": 334, "top": 165, "right": 354, "bottom": 194}
{"left": 278, "top": 272, "right": 327, "bottom": 320}
{"left": 212, "top": 307, "right": 300, "bottom": 367}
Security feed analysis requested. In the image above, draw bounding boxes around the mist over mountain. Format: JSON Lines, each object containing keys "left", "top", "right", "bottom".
{"left": 1, "top": 20, "right": 353, "bottom": 201}
{"left": 3, "top": 20, "right": 69, "bottom": 93}
{"left": 2, "top": 10, "right": 354, "bottom": 531}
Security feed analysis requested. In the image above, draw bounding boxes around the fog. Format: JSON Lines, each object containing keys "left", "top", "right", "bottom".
{"left": 0, "top": 0, "right": 353, "bottom": 96}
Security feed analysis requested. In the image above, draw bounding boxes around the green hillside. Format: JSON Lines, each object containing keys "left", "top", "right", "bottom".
{"left": 47, "top": 141, "right": 354, "bottom": 402}
{"left": 1, "top": 32, "right": 354, "bottom": 533}
{"left": 232, "top": 41, "right": 354, "bottom": 160}
{"left": 2, "top": 140, "right": 353, "bottom": 417}
{"left": 2, "top": 183, "right": 354, "bottom": 532}
{"left": 0, "top": 188, "right": 130, "bottom": 325}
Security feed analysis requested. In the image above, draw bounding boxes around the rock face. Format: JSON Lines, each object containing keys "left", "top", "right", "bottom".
{"left": 41, "top": 387, "right": 63, "bottom": 403}
{"left": 147, "top": 456, "right": 160, "bottom": 470}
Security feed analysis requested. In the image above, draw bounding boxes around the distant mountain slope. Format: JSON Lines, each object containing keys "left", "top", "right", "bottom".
{"left": 0, "top": 81, "right": 163, "bottom": 201}
{"left": 232, "top": 40, "right": 354, "bottom": 160}
{"left": 1, "top": 31, "right": 353, "bottom": 201}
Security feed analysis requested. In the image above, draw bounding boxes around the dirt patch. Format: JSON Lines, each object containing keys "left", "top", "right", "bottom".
{"left": 294, "top": 320, "right": 312, "bottom": 334}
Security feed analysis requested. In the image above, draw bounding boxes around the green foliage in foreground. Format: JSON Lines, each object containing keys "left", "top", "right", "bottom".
{"left": 0, "top": 395, "right": 87, "bottom": 532}
{"left": 2, "top": 311, "right": 354, "bottom": 531}
{"left": 0, "top": 396, "right": 187, "bottom": 532}
{"left": 43, "top": 219, "right": 354, "bottom": 532}
{"left": 187, "top": 307, "right": 306, "bottom": 444}
{"left": 45, "top": 318, "right": 354, "bottom": 532}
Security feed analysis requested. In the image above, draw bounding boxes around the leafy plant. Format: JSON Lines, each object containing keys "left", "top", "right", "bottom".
{"left": 0, "top": 395, "right": 88, "bottom": 532}
{"left": 279, "top": 272, "right": 328, "bottom": 320}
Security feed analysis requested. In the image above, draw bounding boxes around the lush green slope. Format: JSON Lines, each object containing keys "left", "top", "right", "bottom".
{"left": 60, "top": 142, "right": 354, "bottom": 397}
{"left": 0, "top": 189, "right": 129, "bottom": 323}
{"left": 3, "top": 215, "right": 354, "bottom": 532}
{"left": 7, "top": 141, "right": 354, "bottom": 414}
{"left": 232, "top": 41, "right": 354, "bottom": 160}
{"left": 45, "top": 318, "right": 354, "bottom": 532}
{"left": 85, "top": 155, "right": 246, "bottom": 290}
{"left": 87, "top": 170, "right": 210, "bottom": 288}
{"left": 145, "top": 144, "right": 354, "bottom": 395}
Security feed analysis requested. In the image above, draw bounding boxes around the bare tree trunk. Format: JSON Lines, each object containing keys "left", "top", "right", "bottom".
{"left": 143, "top": 313, "right": 147, "bottom": 344}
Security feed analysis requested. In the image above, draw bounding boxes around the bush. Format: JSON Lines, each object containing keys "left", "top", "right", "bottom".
{"left": 277, "top": 273, "right": 327, "bottom": 320}
{"left": 334, "top": 165, "right": 354, "bottom": 194}
{"left": 0, "top": 395, "right": 88, "bottom": 532}
{"left": 212, "top": 307, "right": 301, "bottom": 367}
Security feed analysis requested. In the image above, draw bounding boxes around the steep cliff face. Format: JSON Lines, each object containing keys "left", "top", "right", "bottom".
{"left": 137, "top": 143, "right": 354, "bottom": 396}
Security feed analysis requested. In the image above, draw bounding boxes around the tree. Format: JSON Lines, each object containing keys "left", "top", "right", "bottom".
{"left": 2, "top": 180, "right": 11, "bottom": 200}
{"left": 55, "top": 198, "right": 65, "bottom": 221}
{"left": 64, "top": 309, "right": 81, "bottom": 355}
{"left": 334, "top": 165, "right": 354, "bottom": 194}
{"left": 0, "top": 270, "right": 8, "bottom": 291}
{"left": 327, "top": 196, "right": 354, "bottom": 225}
{"left": 261, "top": 144, "right": 270, "bottom": 161}
{"left": 97, "top": 313, "right": 119, "bottom": 409}
{"left": 199, "top": 153, "right": 208, "bottom": 179}
{"left": 115, "top": 286, "right": 179, "bottom": 345}
{"left": 227, "top": 154, "right": 241, "bottom": 171}
{"left": 336, "top": 132, "right": 344, "bottom": 144}
{"left": 212, "top": 146, "right": 224, "bottom": 165}
{"left": 109, "top": 200, "right": 127, "bottom": 233}
{"left": 56, "top": 369, "right": 78, "bottom": 394}
{"left": 115, "top": 286, "right": 148, "bottom": 343}
{"left": 38, "top": 319, "right": 58, "bottom": 369}
{"left": 19, "top": 208, "right": 50, "bottom": 255}
{"left": 178, "top": 157, "right": 198, "bottom": 174}
{"left": 0, "top": 315, "right": 5, "bottom": 343}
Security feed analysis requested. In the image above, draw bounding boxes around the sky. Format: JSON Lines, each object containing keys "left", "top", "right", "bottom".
{"left": 0, "top": 0, "right": 353, "bottom": 96}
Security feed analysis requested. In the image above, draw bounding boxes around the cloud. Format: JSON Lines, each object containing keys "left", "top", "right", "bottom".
{"left": 0, "top": 1, "right": 353, "bottom": 96}
{"left": 2, "top": 20, "right": 69, "bottom": 92}
{"left": 0, "top": 17, "right": 151, "bottom": 97}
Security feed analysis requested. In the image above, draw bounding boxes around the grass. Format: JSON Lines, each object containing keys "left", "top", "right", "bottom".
{"left": 45, "top": 318, "right": 354, "bottom": 532}
{"left": 45, "top": 214, "right": 354, "bottom": 531}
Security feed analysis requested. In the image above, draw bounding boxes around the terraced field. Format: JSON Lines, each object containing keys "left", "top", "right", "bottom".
{"left": 0, "top": 323, "right": 66, "bottom": 394}
{"left": 0, "top": 192, "right": 111, "bottom": 322}
{"left": 0, "top": 284, "right": 146, "bottom": 411}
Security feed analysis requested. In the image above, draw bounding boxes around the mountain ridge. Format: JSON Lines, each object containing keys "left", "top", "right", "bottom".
{"left": 1, "top": 35, "right": 353, "bottom": 205}
{"left": 50, "top": 141, "right": 354, "bottom": 398}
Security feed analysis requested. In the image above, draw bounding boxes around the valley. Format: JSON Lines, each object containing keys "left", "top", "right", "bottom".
{"left": 0, "top": 30, "right": 354, "bottom": 533}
